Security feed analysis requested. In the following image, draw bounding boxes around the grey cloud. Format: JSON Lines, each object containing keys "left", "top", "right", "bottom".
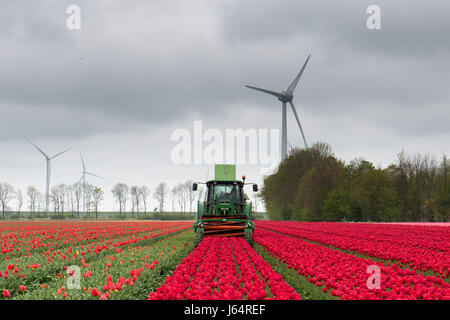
{"left": 0, "top": 0, "right": 449, "bottom": 143}
{"left": 219, "top": 0, "right": 450, "bottom": 56}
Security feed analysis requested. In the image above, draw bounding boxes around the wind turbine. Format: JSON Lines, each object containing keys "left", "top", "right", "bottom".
{"left": 28, "top": 140, "right": 71, "bottom": 213}
{"left": 246, "top": 55, "right": 311, "bottom": 160}
{"left": 76, "top": 152, "right": 102, "bottom": 212}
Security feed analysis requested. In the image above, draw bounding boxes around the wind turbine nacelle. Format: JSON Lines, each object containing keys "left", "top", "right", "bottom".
{"left": 278, "top": 92, "right": 293, "bottom": 103}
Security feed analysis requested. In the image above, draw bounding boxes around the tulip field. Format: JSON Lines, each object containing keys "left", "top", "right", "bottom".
{"left": 149, "top": 236, "right": 300, "bottom": 300}
{"left": 1, "top": 220, "right": 449, "bottom": 300}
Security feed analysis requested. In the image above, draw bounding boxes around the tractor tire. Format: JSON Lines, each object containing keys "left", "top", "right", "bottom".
{"left": 245, "top": 230, "right": 254, "bottom": 248}
{"left": 195, "top": 230, "right": 204, "bottom": 247}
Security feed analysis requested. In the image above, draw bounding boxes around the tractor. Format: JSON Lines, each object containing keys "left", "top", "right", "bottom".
{"left": 192, "top": 164, "right": 258, "bottom": 247}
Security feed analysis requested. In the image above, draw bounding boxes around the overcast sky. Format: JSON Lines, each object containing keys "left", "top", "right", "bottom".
{"left": 1, "top": 0, "right": 449, "bottom": 212}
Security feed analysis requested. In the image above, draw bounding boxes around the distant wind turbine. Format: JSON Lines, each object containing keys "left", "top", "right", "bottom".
{"left": 76, "top": 152, "right": 102, "bottom": 212}
{"left": 246, "top": 55, "right": 311, "bottom": 160}
{"left": 28, "top": 140, "right": 71, "bottom": 213}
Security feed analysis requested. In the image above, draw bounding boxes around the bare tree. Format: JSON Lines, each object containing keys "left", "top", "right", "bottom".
{"left": 170, "top": 186, "right": 177, "bottom": 212}
{"left": 175, "top": 183, "right": 187, "bottom": 213}
{"left": 50, "top": 186, "right": 60, "bottom": 214}
{"left": 85, "top": 183, "right": 94, "bottom": 216}
{"left": 197, "top": 186, "right": 205, "bottom": 204}
{"left": 253, "top": 196, "right": 260, "bottom": 213}
{"left": 58, "top": 184, "right": 68, "bottom": 214}
{"left": 130, "top": 186, "right": 140, "bottom": 217}
{"left": 27, "top": 186, "right": 40, "bottom": 216}
{"left": 130, "top": 191, "right": 136, "bottom": 213}
{"left": 67, "top": 184, "right": 76, "bottom": 217}
{"left": 185, "top": 180, "right": 195, "bottom": 213}
{"left": 91, "top": 186, "right": 104, "bottom": 219}
{"left": 51, "top": 184, "right": 68, "bottom": 214}
{"left": 442, "top": 154, "right": 448, "bottom": 193}
{"left": 112, "top": 183, "right": 129, "bottom": 215}
{"left": 0, "top": 182, "right": 15, "bottom": 220}
{"left": 37, "top": 192, "right": 44, "bottom": 216}
{"left": 138, "top": 186, "right": 150, "bottom": 214}
{"left": 73, "top": 183, "right": 82, "bottom": 218}
{"left": 154, "top": 183, "right": 168, "bottom": 213}
{"left": 191, "top": 185, "right": 205, "bottom": 215}
{"left": 437, "top": 154, "right": 449, "bottom": 221}
{"left": 422, "top": 155, "right": 438, "bottom": 198}
{"left": 16, "top": 189, "right": 23, "bottom": 219}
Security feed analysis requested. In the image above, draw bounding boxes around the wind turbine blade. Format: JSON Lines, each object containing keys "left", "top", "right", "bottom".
{"left": 75, "top": 176, "right": 83, "bottom": 187}
{"left": 245, "top": 85, "right": 284, "bottom": 99}
{"left": 287, "top": 141, "right": 293, "bottom": 150}
{"left": 289, "top": 101, "right": 308, "bottom": 149}
{"left": 50, "top": 148, "right": 71, "bottom": 160}
{"left": 79, "top": 152, "right": 86, "bottom": 171}
{"left": 287, "top": 55, "right": 311, "bottom": 94}
{"left": 85, "top": 172, "right": 103, "bottom": 178}
{"left": 27, "top": 140, "right": 49, "bottom": 159}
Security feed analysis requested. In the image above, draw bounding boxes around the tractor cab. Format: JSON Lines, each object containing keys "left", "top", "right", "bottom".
{"left": 193, "top": 165, "right": 258, "bottom": 247}
{"left": 206, "top": 181, "right": 245, "bottom": 215}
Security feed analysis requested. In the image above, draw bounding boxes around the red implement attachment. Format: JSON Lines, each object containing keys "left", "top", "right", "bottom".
{"left": 201, "top": 215, "right": 247, "bottom": 237}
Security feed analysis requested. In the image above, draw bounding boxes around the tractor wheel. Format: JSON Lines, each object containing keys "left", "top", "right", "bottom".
{"left": 245, "top": 230, "right": 254, "bottom": 248}
{"left": 195, "top": 230, "right": 204, "bottom": 247}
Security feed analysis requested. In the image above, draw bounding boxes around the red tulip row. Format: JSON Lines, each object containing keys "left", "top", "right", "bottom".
{"left": 0, "top": 222, "right": 191, "bottom": 295}
{"left": 1, "top": 221, "right": 192, "bottom": 256}
{"left": 149, "top": 237, "right": 301, "bottom": 300}
{"left": 256, "top": 221, "right": 450, "bottom": 278}
{"left": 263, "top": 221, "right": 450, "bottom": 251}
{"left": 1, "top": 228, "right": 194, "bottom": 300}
{"left": 255, "top": 229, "right": 450, "bottom": 300}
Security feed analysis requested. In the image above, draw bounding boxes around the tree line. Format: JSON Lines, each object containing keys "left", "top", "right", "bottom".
{"left": 0, "top": 182, "right": 104, "bottom": 219}
{"left": 112, "top": 181, "right": 205, "bottom": 216}
{"left": 260, "top": 142, "right": 449, "bottom": 222}
{"left": 0, "top": 180, "right": 208, "bottom": 220}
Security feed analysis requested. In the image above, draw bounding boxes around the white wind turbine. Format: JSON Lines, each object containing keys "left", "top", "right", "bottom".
{"left": 76, "top": 152, "right": 102, "bottom": 212}
{"left": 246, "top": 55, "right": 311, "bottom": 160}
{"left": 28, "top": 140, "right": 71, "bottom": 213}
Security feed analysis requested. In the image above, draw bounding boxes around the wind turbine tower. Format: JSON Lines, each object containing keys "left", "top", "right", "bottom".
{"left": 77, "top": 152, "right": 102, "bottom": 213}
{"left": 28, "top": 140, "right": 71, "bottom": 213}
{"left": 246, "top": 55, "right": 311, "bottom": 160}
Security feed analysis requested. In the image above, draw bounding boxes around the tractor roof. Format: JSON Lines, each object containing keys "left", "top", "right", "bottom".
{"left": 207, "top": 180, "right": 243, "bottom": 185}
{"left": 214, "top": 164, "right": 236, "bottom": 181}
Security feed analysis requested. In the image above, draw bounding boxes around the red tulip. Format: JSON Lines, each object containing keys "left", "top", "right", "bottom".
{"left": 92, "top": 288, "right": 100, "bottom": 297}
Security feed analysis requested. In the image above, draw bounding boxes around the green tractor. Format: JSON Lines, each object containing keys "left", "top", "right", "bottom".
{"left": 193, "top": 164, "right": 258, "bottom": 247}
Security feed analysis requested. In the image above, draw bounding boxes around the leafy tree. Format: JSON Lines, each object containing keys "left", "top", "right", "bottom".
{"left": 341, "top": 158, "right": 376, "bottom": 221}
{"left": 295, "top": 156, "right": 344, "bottom": 221}
{"left": 434, "top": 154, "right": 450, "bottom": 221}
{"left": 354, "top": 169, "right": 399, "bottom": 221}
{"left": 322, "top": 188, "right": 352, "bottom": 221}
{"left": 260, "top": 142, "right": 334, "bottom": 220}
{"left": 250, "top": 141, "right": 448, "bottom": 222}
